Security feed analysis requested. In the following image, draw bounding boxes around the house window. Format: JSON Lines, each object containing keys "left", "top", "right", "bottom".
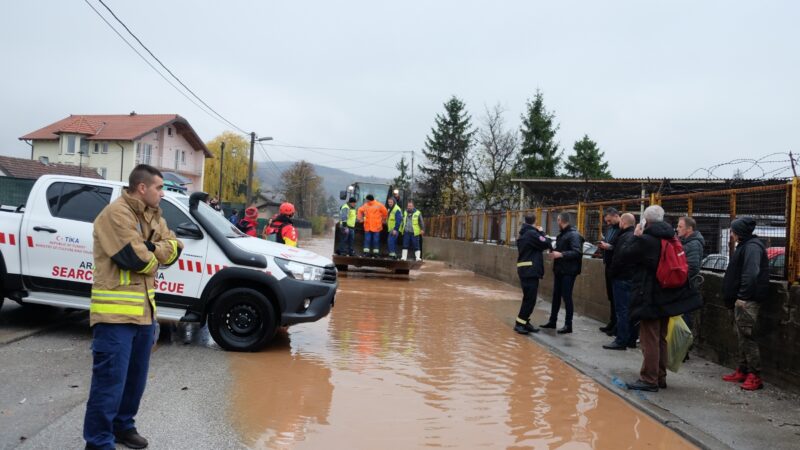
{"left": 174, "top": 148, "right": 180, "bottom": 169}
{"left": 181, "top": 150, "right": 186, "bottom": 164}
{"left": 136, "top": 143, "right": 152, "bottom": 164}
{"left": 66, "top": 136, "right": 76, "bottom": 154}
{"left": 93, "top": 143, "right": 99, "bottom": 154}
{"left": 101, "top": 143, "right": 109, "bottom": 154}
{"left": 79, "top": 138, "right": 89, "bottom": 155}
{"left": 167, "top": 127, "right": 172, "bottom": 136}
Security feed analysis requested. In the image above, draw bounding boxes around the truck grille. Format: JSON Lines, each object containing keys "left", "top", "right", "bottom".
{"left": 322, "top": 264, "right": 337, "bottom": 284}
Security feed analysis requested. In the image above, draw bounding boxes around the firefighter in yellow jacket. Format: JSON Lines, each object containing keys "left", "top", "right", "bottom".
{"left": 83, "top": 164, "right": 183, "bottom": 450}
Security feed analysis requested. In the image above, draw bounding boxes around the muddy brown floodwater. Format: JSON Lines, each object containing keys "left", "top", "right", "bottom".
{"left": 229, "top": 237, "right": 696, "bottom": 449}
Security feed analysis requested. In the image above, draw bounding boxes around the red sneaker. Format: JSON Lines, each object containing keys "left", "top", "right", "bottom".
{"left": 722, "top": 368, "right": 747, "bottom": 382}
{"left": 741, "top": 373, "right": 763, "bottom": 391}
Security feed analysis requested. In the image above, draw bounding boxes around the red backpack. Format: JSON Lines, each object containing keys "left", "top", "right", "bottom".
{"left": 656, "top": 236, "right": 689, "bottom": 288}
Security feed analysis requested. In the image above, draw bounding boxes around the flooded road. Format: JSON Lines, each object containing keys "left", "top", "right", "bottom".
{"left": 228, "top": 237, "right": 695, "bottom": 449}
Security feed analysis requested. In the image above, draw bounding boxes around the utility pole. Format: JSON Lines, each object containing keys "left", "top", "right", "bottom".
{"left": 246, "top": 132, "right": 256, "bottom": 205}
{"left": 410, "top": 150, "right": 415, "bottom": 198}
{"left": 217, "top": 141, "right": 225, "bottom": 202}
{"left": 790, "top": 151, "right": 797, "bottom": 178}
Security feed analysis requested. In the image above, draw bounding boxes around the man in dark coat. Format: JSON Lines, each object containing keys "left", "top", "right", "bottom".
{"left": 677, "top": 216, "right": 705, "bottom": 329}
{"left": 721, "top": 217, "right": 770, "bottom": 391}
{"left": 598, "top": 208, "right": 621, "bottom": 335}
{"left": 604, "top": 213, "right": 637, "bottom": 350}
{"left": 514, "top": 215, "right": 553, "bottom": 334}
{"left": 623, "top": 206, "right": 702, "bottom": 392}
{"left": 541, "top": 212, "right": 583, "bottom": 334}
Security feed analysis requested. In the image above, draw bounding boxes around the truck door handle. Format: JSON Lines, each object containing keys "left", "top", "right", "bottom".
{"left": 33, "top": 226, "right": 57, "bottom": 233}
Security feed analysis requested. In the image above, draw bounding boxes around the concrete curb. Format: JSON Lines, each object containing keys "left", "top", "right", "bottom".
{"left": 524, "top": 328, "right": 730, "bottom": 450}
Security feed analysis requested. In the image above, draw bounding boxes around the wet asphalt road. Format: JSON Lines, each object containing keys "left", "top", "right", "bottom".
{"left": 0, "top": 237, "right": 694, "bottom": 449}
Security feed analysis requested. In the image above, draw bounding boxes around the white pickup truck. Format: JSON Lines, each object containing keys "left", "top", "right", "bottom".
{"left": 0, "top": 175, "right": 337, "bottom": 351}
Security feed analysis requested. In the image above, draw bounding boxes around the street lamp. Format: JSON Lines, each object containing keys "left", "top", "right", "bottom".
{"left": 247, "top": 133, "right": 273, "bottom": 204}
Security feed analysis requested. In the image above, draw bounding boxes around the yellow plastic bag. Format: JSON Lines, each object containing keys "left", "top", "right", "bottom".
{"left": 666, "top": 316, "right": 693, "bottom": 373}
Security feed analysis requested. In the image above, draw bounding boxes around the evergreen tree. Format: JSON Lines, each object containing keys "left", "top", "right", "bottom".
{"left": 417, "top": 96, "right": 475, "bottom": 214}
{"left": 564, "top": 134, "right": 611, "bottom": 179}
{"left": 518, "top": 90, "right": 562, "bottom": 177}
{"left": 392, "top": 156, "right": 411, "bottom": 194}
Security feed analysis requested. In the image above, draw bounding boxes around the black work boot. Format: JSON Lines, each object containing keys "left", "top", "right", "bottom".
{"left": 115, "top": 428, "right": 149, "bottom": 449}
{"left": 557, "top": 325, "right": 573, "bottom": 334}
{"left": 540, "top": 322, "right": 557, "bottom": 329}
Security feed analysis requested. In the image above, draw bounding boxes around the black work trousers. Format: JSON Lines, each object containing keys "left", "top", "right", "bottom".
{"left": 605, "top": 267, "right": 616, "bottom": 326}
{"left": 517, "top": 277, "right": 540, "bottom": 322}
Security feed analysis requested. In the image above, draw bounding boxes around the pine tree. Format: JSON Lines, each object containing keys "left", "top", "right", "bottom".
{"left": 518, "top": 90, "right": 562, "bottom": 177}
{"left": 417, "top": 96, "right": 475, "bottom": 214}
{"left": 392, "top": 156, "right": 411, "bottom": 194}
{"left": 564, "top": 134, "right": 611, "bottom": 179}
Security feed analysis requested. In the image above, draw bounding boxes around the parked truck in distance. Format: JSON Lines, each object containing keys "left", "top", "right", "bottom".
{"left": 0, "top": 175, "right": 337, "bottom": 351}
{"left": 333, "top": 181, "right": 422, "bottom": 275}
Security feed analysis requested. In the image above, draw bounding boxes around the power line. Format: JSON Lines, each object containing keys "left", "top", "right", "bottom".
{"left": 94, "top": 0, "right": 249, "bottom": 135}
{"left": 266, "top": 142, "right": 412, "bottom": 154}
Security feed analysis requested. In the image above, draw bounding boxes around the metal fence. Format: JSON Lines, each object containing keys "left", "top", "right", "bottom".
{"left": 0, "top": 177, "right": 35, "bottom": 208}
{"left": 429, "top": 181, "right": 800, "bottom": 282}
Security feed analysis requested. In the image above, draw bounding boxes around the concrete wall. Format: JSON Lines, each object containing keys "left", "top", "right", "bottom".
{"left": 425, "top": 237, "right": 800, "bottom": 391}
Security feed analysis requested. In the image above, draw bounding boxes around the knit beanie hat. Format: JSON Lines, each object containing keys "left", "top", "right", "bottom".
{"left": 731, "top": 217, "right": 756, "bottom": 238}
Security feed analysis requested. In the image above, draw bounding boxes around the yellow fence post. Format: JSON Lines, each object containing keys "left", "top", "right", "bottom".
{"left": 506, "top": 211, "right": 512, "bottom": 246}
{"left": 576, "top": 202, "right": 585, "bottom": 235}
{"left": 483, "top": 212, "right": 489, "bottom": 244}
{"left": 450, "top": 215, "right": 456, "bottom": 240}
{"left": 687, "top": 197, "right": 693, "bottom": 217}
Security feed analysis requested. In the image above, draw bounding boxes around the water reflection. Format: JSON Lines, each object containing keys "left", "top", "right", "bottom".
{"left": 228, "top": 238, "right": 694, "bottom": 449}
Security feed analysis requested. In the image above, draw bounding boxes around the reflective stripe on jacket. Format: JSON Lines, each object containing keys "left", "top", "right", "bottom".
{"left": 91, "top": 191, "right": 183, "bottom": 326}
{"left": 340, "top": 204, "right": 357, "bottom": 227}
{"left": 400, "top": 210, "right": 423, "bottom": 236}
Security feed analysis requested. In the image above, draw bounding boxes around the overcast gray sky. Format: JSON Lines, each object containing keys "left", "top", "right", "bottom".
{"left": 2, "top": 1, "right": 798, "bottom": 180}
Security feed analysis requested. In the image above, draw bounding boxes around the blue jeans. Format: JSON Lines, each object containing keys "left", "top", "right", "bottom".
{"left": 612, "top": 279, "right": 633, "bottom": 346}
{"left": 402, "top": 233, "right": 420, "bottom": 250}
{"left": 549, "top": 274, "right": 576, "bottom": 326}
{"left": 84, "top": 322, "right": 156, "bottom": 450}
{"left": 338, "top": 227, "right": 354, "bottom": 254}
{"left": 364, "top": 231, "right": 380, "bottom": 254}
{"left": 388, "top": 230, "right": 399, "bottom": 255}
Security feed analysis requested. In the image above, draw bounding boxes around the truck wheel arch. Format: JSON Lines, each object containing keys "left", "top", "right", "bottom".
{"left": 199, "top": 268, "right": 284, "bottom": 324}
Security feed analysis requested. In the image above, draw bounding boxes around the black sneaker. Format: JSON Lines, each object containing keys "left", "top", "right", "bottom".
{"left": 540, "top": 322, "right": 557, "bottom": 329}
{"left": 599, "top": 322, "right": 615, "bottom": 332}
{"left": 626, "top": 379, "right": 658, "bottom": 392}
{"left": 557, "top": 325, "right": 573, "bottom": 334}
{"left": 114, "top": 428, "right": 149, "bottom": 449}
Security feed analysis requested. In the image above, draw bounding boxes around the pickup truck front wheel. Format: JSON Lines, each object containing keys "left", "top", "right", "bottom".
{"left": 208, "top": 288, "right": 277, "bottom": 351}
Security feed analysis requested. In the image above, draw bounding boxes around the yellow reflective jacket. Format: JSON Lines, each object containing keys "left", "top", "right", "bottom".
{"left": 91, "top": 191, "right": 183, "bottom": 326}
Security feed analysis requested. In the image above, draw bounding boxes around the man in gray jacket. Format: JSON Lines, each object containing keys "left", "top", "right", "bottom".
{"left": 677, "top": 216, "right": 705, "bottom": 330}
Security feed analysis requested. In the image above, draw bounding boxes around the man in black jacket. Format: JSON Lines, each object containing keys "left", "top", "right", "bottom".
{"left": 604, "top": 213, "right": 637, "bottom": 350}
{"left": 541, "top": 212, "right": 583, "bottom": 334}
{"left": 598, "top": 208, "right": 621, "bottom": 335}
{"left": 721, "top": 217, "right": 769, "bottom": 391}
{"left": 514, "top": 215, "right": 553, "bottom": 334}
{"left": 621, "top": 206, "right": 702, "bottom": 392}
{"left": 677, "top": 216, "right": 705, "bottom": 330}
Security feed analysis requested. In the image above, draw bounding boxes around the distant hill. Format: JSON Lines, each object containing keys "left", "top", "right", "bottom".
{"left": 256, "top": 162, "right": 390, "bottom": 201}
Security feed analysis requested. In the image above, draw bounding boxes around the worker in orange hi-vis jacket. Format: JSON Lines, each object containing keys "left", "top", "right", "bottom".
{"left": 357, "top": 194, "right": 388, "bottom": 257}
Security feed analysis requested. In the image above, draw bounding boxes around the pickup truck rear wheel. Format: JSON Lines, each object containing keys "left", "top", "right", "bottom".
{"left": 208, "top": 287, "right": 277, "bottom": 351}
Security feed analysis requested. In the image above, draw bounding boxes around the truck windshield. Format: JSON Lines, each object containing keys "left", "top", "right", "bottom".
{"left": 354, "top": 183, "right": 391, "bottom": 205}
{"left": 175, "top": 198, "right": 245, "bottom": 238}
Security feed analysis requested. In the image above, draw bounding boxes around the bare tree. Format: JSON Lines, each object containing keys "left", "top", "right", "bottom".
{"left": 470, "top": 104, "right": 519, "bottom": 210}
{"left": 280, "top": 161, "right": 324, "bottom": 218}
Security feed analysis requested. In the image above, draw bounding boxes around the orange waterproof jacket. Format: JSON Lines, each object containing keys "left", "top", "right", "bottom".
{"left": 357, "top": 200, "right": 388, "bottom": 232}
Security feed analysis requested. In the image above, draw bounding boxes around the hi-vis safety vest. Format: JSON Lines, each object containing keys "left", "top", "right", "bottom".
{"left": 90, "top": 191, "right": 183, "bottom": 326}
{"left": 400, "top": 210, "right": 422, "bottom": 236}
{"left": 340, "top": 203, "right": 357, "bottom": 227}
{"left": 387, "top": 204, "right": 402, "bottom": 231}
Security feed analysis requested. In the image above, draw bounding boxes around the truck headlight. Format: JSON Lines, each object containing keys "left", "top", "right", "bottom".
{"left": 275, "top": 258, "right": 325, "bottom": 281}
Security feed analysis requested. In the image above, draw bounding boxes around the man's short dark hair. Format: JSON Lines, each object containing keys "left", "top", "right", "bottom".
{"left": 557, "top": 212, "right": 572, "bottom": 224}
{"left": 366, "top": 194, "right": 374, "bottom": 201}
{"left": 128, "top": 164, "right": 163, "bottom": 192}
{"left": 680, "top": 216, "right": 696, "bottom": 230}
{"left": 604, "top": 207, "right": 619, "bottom": 217}
{"left": 524, "top": 215, "right": 536, "bottom": 225}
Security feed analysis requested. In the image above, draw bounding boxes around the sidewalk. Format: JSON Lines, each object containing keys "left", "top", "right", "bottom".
{"left": 524, "top": 300, "right": 800, "bottom": 450}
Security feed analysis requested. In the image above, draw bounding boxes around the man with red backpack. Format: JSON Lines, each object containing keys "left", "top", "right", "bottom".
{"left": 620, "top": 205, "right": 702, "bottom": 392}
{"left": 263, "top": 203, "right": 298, "bottom": 247}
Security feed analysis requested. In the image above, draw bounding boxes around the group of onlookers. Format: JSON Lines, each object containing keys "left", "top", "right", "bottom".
{"left": 514, "top": 206, "right": 769, "bottom": 392}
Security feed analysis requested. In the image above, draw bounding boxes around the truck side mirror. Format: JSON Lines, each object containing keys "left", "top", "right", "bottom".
{"left": 339, "top": 190, "right": 346, "bottom": 200}
{"left": 176, "top": 222, "right": 203, "bottom": 239}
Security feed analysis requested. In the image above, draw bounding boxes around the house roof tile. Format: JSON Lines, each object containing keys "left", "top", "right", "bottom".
{"left": 0, "top": 155, "right": 104, "bottom": 180}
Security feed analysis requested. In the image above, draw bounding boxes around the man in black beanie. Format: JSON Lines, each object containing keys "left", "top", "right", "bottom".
{"left": 722, "top": 217, "right": 769, "bottom": 391}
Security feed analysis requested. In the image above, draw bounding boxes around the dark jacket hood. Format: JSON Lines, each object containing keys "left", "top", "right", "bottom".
{"left": 519, "top": 223, "right": 535, "bottom": 237}
{"left": 682, "top": 230, "right": 705, "bottom": 246}
{"left": 644, "top": 221, "right": 675, "bottom": 239}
